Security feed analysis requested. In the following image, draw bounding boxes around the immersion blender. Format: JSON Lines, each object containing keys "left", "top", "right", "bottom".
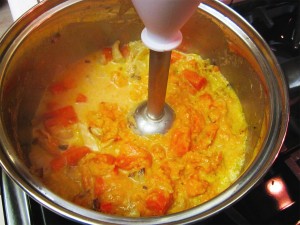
{"left": 131, "top": 0, "right": 201, "bottom": 135}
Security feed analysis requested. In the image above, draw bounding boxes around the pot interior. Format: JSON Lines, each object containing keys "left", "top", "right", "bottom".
{"left": 0, "top": 0, "right": 287, "bottom": 223}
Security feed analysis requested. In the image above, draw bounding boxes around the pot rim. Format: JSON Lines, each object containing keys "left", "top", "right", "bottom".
{"left": 0, "top": 0, "right": 289, "bottom": 224}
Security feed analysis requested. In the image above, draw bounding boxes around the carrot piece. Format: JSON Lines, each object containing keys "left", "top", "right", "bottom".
{"left": 50, "top": 146, "right": 91, "bottom": 171}
{"left": 170, "top": 128, "right": 191, "bottom": 157}
{"left": 182, "top": 69, "right": 207, "bottom": 91}
{"left": 65, "top": 146, "right": 91, "bottom": 166}
{"left": 50, "top": 156, "right": 66, "bottom": 171}
{"left": 120, "top": 44, "right": 129, "bottom": 58}
{"left": 49, "top": 77, "right": 75, "bottom": 94}
{"left": 115, "top": 144, "right": 152, "bottom": 171}
{"left": 171, "top": 51, "right": 183, "bottom": 64}
{"left": 145, "top": 189, "right": 173, "bottom": 216}
{"left": 102, "top": 47, "right": 113, "bottom": 62}
{"left": 44, "top": 106, "right": 78, "bottom": 128}
{"left": 76, "top": 93, "right": 87, "bottom": 103}
{"left": 94, "top": 177, "right": 106, "bottom": 196}
{"left": 100, "top": 202, "right": 114, "bottom": 214}
{"left": 116, "top": 156, "right": 136, "bottom": 170}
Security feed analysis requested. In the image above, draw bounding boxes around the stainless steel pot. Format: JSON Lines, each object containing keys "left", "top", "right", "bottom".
{"left": 0, "top": 0, "right": 289, "bottom": 224}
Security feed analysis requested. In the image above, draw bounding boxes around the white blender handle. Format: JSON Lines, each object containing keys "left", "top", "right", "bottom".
{"left": 132, "top": 0, "right": 201, "bottom": 52}
{"left": 132, "top": 0, "right": 201, "bottom": 135}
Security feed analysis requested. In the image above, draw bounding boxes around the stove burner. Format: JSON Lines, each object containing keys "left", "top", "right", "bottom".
{"left": 265, "top": 177, "right": 295, "bottom": 211}
{"left": 285, "top": 148, "right": 300, "bottom": 181}
{"left": 233, "top": 0, "right": 300, "bottom": 62}
{"left": 1, "top": 1, "right": 300, "bottom": 225}
{"left": 281, "top": 56, "right": 300, "bottom": 93}
{"left": 292, "top": 2, "right": 300, "bottom": 50}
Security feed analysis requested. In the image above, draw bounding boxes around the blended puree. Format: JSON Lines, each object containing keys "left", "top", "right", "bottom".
{"left": 29, "top": 41, "right": 248, "bottom": 217}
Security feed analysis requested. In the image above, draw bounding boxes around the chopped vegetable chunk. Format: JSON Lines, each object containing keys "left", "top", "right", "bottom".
{"left": 182, "top": 69, "right": 207, "bottom": 91}
{"left": 29, "top": 41, "right": 247, "bottom": 217}
{"left": 50, "top": 146, "right": 91, "bottom": 171}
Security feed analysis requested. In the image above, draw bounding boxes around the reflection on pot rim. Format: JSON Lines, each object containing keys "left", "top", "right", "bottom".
{"left": 0, "top": 0, "right": 289, "bottom": 224}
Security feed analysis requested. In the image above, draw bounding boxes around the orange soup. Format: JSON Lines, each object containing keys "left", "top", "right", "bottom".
{"left": 29, "top": 41, "right": 247, "bottom": 217}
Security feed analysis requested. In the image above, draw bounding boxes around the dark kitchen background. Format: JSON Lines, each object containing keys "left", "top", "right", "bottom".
{"left": 0, "top": 0, "right": 299, "bottom": 224}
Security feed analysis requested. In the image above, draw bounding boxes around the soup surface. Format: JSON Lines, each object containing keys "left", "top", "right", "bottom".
{"left": 29, "top": 41, "right": 247, "bottom": 217}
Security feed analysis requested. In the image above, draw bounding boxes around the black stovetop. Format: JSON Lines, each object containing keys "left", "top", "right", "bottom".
{"left": 1, "top": 1, "right": 300, "bottom": 225}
